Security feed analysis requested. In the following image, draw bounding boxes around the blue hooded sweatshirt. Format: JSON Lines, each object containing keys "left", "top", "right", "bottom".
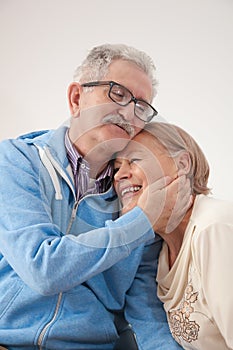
{"left": 0, "top": 126, "right": 181, "bottom": 350}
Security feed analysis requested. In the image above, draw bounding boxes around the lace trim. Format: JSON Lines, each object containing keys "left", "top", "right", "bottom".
{"left": 168, "top": 284, "right": 200, "bottom": 344}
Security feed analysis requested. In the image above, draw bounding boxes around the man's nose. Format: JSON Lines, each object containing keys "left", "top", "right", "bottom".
{"left": 117, "top": 102, "right": 135, "bottom": 122}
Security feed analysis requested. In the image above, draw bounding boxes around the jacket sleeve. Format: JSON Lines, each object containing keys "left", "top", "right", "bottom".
{"left": 0, "top": 139, "right": 154, "bottom": 295}
{"left": 195, "top": 223, "right": 233, "bottom": 349}
{"left": 125, "top": 238, "right": 182, "bottom": 350}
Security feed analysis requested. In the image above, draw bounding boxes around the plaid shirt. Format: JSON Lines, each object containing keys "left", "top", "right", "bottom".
{"left": 65, "top": 131, "right": 113, "bottom": 200}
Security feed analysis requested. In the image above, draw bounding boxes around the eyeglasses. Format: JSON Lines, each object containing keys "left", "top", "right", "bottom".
{"left": 81, "top": 80, "right": 158, "bottom": 122}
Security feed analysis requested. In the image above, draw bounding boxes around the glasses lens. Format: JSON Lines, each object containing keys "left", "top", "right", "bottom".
{"left": 107, "top": 82, "right": 157, "bottom": 122}
{"left": 135, "top": 101, "right": 154, "bottom": 122}
{"left": 109, "top": 84, "right": 131, "bottom": 105}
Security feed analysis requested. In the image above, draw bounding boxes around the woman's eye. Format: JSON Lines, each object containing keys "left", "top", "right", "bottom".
{"left": 113, "top": 168, "right": 119, "bottom": 176}
{"left": 130, "top": 158, "right": 141, "bottom": 164}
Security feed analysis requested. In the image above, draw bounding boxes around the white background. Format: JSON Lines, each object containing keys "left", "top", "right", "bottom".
{"left": 0, "top": 0, "right": 232, "bottom": 200}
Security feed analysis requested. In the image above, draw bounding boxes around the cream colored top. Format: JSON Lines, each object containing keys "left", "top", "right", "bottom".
{"left": 157, "top": 195, "right": 233, "bottom": 350}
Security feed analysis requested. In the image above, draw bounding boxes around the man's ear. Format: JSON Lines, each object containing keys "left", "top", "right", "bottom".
{"left": 176, "top": 151, "right": 191, "bottom": 175}
{"left": 67, "top": 83, "right": 82, "bottom": 117}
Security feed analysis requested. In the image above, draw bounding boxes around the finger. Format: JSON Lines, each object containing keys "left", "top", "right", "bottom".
{"left": 149, "top": 175, "right": 172, "bottom": 193}
{"left": 165, "top": 178, "right": 193, "bottom": 233}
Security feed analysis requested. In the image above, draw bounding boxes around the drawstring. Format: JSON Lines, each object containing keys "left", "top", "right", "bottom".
{"left": 43, "top": 147, "right": 75, "bottom": 197}
{"left": 37, "top": 146, "right": 63, "bottom": 200}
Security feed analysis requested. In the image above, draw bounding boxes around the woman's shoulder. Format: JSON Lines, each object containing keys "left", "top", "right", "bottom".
{"left": 190, "top": 194, "right": 233, "bottom": 229}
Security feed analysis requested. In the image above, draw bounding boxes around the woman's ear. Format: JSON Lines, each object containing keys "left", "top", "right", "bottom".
{"left": 67, "top": 83, "right": 82, "bottom": 117}
{"left": 176, "top": 151, "right": 191, "bottom": 176}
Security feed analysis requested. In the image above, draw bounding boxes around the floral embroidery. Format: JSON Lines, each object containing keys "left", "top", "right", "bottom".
{"left": 168, "top": 284, "right": 200, "bottom": 344}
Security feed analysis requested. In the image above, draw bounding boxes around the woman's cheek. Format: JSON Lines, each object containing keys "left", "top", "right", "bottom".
{"left": 140, "top": 159, "right": 164, "bottom": 184}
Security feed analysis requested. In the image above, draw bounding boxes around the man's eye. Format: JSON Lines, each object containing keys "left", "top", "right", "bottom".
{"left": 112, "top": 90, "right": 124, "bottom": 100}
{"left": 136, "top": 103, "right": 147, "bottom": 114}
{"left": 138, "top": 106, "right": 146, "bottom": 114}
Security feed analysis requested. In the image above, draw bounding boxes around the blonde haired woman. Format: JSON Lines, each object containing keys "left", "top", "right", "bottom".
{"left": 114, "top": 122, "right": 233, "bottom": 350}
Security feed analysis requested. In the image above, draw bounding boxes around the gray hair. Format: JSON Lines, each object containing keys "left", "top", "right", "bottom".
{"left": 73, "top": 43, "right": 158, "bottom": 98}
{"left": 143, "top": 122, "right": 211, "bottom": 195}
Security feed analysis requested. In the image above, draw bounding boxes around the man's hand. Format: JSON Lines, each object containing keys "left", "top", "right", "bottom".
{"left": 137, "top": 175, "right": 193, "bottom": 234}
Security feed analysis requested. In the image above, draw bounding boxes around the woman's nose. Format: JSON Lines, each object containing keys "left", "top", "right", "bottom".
{"left": 114, "top": 161, "right": 131, "bottom": 182}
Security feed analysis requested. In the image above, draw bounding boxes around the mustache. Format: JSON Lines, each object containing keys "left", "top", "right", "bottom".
{"left": 102, "top": 114, "right": 135, "bottom": 137}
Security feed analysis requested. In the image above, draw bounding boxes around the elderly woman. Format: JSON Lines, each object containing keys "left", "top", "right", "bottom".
{"left": 113, "top": 122, "right": 233, "bottom": 350}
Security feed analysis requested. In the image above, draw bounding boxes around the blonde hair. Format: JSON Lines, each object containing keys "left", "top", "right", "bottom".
{"left": 143, "top": 122, "right": 211, "bottom": 195}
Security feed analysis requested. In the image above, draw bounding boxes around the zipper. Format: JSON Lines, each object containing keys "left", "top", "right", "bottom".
{"left": 66, "top": 200, "right": 79, "bottom": 235}
{"left": 37, "top": 292, "right": 63, "bottom": 349}
{"left": 65, "top": 183, "right": 115, "bottom": 235}
{"left": 36, "top": 175, "right": 114, "bottom": 346}
{"left": 37, "top": 200, "right": 78, "bottom": 347}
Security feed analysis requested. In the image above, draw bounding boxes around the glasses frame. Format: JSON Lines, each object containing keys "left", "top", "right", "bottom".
{"left": 81, "top": 80, "right": 158, "bottom": 122}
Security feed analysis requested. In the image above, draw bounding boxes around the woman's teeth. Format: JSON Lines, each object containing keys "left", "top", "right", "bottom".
{"left": 121, "top": 186, "right": 141, "bottom": 197}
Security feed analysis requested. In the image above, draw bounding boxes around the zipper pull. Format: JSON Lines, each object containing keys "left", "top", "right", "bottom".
{"left": 66, "top": 201, "right": 79, "bottom": 235}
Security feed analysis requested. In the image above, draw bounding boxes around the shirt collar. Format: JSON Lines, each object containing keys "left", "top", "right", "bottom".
{"left": 65, "top": 130, "right": 113, "bottom": 181}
